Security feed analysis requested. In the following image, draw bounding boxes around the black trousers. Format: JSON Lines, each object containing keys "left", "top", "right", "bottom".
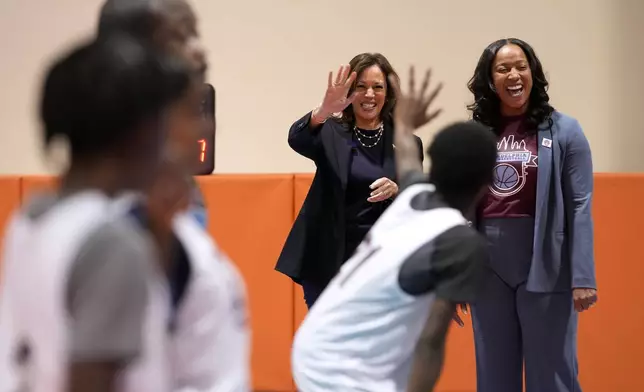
{"left": 301, "top": 280, "right": 325, "bottom": 309}
{"left": 301, "top": 233, "right": 363, "bottom": 309}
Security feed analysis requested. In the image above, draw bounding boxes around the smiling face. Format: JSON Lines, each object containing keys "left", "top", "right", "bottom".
{"left": 351, "top": 65, "right": 387, "bottom": 127}
{"left": 492, "top": 44, "right": 533, "bottom": 116}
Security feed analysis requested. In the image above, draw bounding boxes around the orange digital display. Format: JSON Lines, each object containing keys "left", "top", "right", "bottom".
{"left": 198, "top": 139, "right": 207, "bottom": 163}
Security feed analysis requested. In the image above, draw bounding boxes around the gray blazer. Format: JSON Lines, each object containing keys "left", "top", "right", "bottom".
{"left": 527, "top": 111, "right": 596, "bottom": 292}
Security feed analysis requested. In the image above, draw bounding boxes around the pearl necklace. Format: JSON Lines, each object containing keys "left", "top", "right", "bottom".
{"left": 354, "top": 123, "right": 384, "bottom": 148}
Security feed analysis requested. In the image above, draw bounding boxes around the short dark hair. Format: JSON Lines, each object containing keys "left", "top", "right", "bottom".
{"left": 98, "top": 0, "right": 163, "bottom": 40}
{"left": 39, "top": 33, "right": 193, "bottom": 160}
{"left": 467, "top": 38, "right": 555, "bottom": 133}
{"left": 341, "top": 52, "right": 399, "bottom": 125}
{"left": 428, "top": 121, "right": 498, "bottom": 198}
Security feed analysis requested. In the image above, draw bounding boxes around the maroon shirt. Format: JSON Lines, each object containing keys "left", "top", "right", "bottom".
{"left": 482, "top": 115, "right": 539, "bottom": 218}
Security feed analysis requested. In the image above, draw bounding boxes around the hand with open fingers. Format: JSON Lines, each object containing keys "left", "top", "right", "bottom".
{"left": 316, "top": 64, "right": 359, "bottom": 118}
{"left": 573, "top": 288, "right": 598, "bottom": 312}
{"left": 367, "top": 177, "right": 398, "bottom": 203}
{"left": 453, "top": 303, "right": 469, "bottom": 327}
{"left": 389, "top": 66, "right": 443, "bottom": 135}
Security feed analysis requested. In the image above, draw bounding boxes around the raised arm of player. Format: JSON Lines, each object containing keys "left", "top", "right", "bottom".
{"left": 389, "top": 67, "right": 442, "bottom": 188}
{"left": 406, "top": 226, "right": 487, "bottom": 392}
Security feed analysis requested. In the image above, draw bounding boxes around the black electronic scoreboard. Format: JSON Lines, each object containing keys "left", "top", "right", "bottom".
{"left": 193, "top": 83, "right": 215, "bottom": 175}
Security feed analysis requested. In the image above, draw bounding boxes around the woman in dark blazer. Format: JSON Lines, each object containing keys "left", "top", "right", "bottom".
{"left": 464, "top": 38, "right": 598, "bottom": 392}
{"left": 275, "top": 53, "right": 432, "bottom": 308}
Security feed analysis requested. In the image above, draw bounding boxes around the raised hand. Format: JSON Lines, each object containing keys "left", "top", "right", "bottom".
{"left": 390, "top": 66, "right": 443, "bottom": 133}
{"left": 388, "top": 67, "right": 443, "bottom": 179}
{"left": 316, "top": 64, "right": 358, "bottom": 118}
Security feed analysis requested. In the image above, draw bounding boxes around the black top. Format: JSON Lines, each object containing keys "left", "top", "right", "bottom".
{"left": 344, "top": 128, "right": 387, "bottom": 257}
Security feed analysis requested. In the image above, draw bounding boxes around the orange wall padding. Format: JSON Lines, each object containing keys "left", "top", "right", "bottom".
{"left": 0, "top": 173, "right": 642, "bottom": 392}
{"left": 196, "top": 175, "right": 295, "bottom": 391}
{"left": 0, "top": 177, "right": 20, "bottom": 242}
{"left": 0, "top": 177, "right": 20, "bottom": 282}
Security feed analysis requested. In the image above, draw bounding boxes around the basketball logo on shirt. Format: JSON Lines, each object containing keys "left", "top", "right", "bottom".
{"left": 490, "top": 135, "right": 538, "bottom": 197}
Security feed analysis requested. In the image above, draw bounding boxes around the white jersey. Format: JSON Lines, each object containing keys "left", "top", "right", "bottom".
{"left": 292, "top": 183, "right": 483, "bottom": 392}
{"left": 169, "top": 212, "right": 251, "bottom": 392}
{"left": 0, "top": 191, "right": 171, "bottom": 392}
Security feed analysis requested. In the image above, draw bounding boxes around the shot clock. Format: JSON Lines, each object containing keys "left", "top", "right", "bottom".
{"left": 194, "top": 83, "right": 215, "bottom": 175}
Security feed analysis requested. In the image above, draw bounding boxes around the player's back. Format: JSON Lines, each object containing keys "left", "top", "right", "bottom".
{"left": 0, "top": 191, "right": 170, "bottom": 392}
{"left": 169, "top": 212, "right": 251, "bottom": 391}
{"left": 292, "top": 183, "right": 468, "bottom": 392}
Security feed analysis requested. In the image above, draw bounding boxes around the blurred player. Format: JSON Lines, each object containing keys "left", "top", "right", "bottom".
{"left": 98, "top": 1, "right": 252, "bottom": 390}
{"left": 98, "top": 0, "right": 209, "bottom": 226}
{"left": 291, "top": 68, "right": 497, "bottom": 392}
{"left": 0, "top": 34, "right": 194, "bottom": 392}
{"left": 147, "top": 78, "right": 251, "bottom": 392}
